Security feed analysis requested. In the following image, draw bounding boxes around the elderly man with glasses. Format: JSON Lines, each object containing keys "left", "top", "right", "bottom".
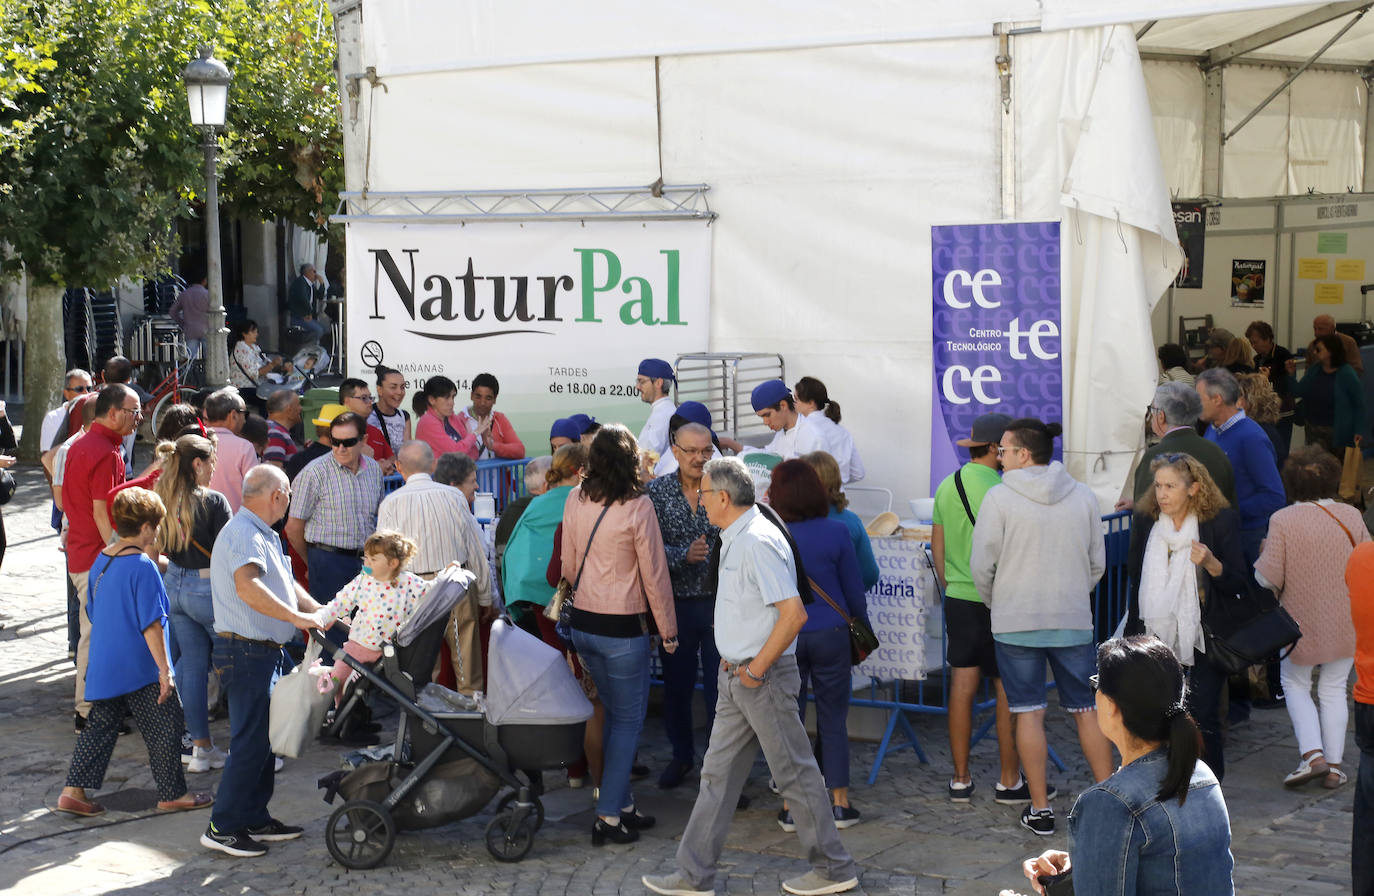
{"left": 205, "top": 387, "right": 261, "bottom": 513}
{"left": 62, "top": 384, "right": 139, "bottom": 731}
{"left": 1121, "top": 382, "right": 1237, "bottom": 511}
{"left": 284, "top": 411, "right": 383, "bottom": 609}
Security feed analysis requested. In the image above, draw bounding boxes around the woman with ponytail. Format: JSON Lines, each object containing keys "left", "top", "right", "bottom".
{"left": 1021, "top": 636, "right": 1235, "bottom": 895}
{"left": 154, "top": 434, "right": 233, "bottom": 773}
{"left": 793, "top": 376, "right": 865, "bottom": 482}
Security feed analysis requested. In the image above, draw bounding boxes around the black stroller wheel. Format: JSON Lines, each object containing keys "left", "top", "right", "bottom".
{"left": 484, "top": 810, "right": 535, "bottom": 862}
{"left": 326, "top": 799, "right": 396, "bottom": 869}
{"left": 496, "top": 790, "right": 545, "bottom": 832}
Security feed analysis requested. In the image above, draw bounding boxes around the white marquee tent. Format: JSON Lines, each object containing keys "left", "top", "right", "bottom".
{"left": 329, "top": 0, "right": 1374, "bottom": 508}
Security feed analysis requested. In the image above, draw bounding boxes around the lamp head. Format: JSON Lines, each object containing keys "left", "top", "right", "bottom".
{"left": 182, "top": 45, "right": 231, "bottom": 129}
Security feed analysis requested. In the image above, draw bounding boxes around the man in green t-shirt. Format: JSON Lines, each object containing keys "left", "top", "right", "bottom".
{"left": 932, "top": 413, "right": 1029, "bottom": 804}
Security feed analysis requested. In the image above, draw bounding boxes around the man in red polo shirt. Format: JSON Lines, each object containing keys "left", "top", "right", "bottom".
{"left": 64, "top": 384, "right": 138, "bottom": 731}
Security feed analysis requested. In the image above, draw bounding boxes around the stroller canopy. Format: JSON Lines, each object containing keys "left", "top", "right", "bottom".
{"left": 486, "top": 619, "right": 594, "bottom": 726}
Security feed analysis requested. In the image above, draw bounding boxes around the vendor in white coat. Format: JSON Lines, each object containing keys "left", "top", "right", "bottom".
{"left": 749, "top": 379, "right": 825, "bottom": 460}
{"left": 636, "top": 358, "right": 678, "bottom": 466}
{"left": 794, "top": 376, "right": 865, "bottom": 483}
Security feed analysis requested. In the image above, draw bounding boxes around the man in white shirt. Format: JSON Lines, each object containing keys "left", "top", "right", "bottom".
{"left": 42, "top": 369, "right": 94, "bottom": 452}
{"left": 636, "top": 358, "right": 677, "bottom": 464}
{"left": 749, "top": 380, "right": 824, "bottom": 460}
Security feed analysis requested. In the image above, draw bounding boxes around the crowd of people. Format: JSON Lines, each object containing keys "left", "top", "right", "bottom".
{"left": 21, "top": 333, "right": 1374, "bottom": 896}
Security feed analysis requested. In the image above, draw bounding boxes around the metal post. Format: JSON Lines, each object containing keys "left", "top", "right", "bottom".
{"left": 202, "top": 130, "right": 230, "bottom": 388}
{"left": 1202, "top": 68, "right": 1224, "bottom": 197}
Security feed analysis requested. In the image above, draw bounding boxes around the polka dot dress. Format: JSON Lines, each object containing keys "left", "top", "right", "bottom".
{"left": 314, "top": 571, "right": 428, "bottom": 652}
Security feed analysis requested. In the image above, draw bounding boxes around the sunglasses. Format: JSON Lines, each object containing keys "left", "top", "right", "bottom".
{"left": 65, "top": 385, "right": 93, "bottom": 393}
{"left": 333, "top": 435, "right": 363, "bottom": 448}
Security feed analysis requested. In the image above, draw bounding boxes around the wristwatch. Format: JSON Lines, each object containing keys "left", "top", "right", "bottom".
{"left": 744, "top": 664, "right": 766, "bottom": 683}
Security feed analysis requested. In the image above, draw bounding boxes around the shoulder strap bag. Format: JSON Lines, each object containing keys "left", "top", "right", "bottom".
{"left": 807, "top": 575, "right": 880, "bottom": 666}
{"left": 1310, "top": 501, "right": 1357, "bottom": 547}
{"left": 545, "top": 503, "right": 612, "bottom": 642}
{"left": 953, "top": 469, "right": 976, "bottom": 525}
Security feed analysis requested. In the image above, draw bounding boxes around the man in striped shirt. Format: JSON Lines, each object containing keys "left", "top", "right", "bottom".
{"left": 283, "top": 412, "right": 383, "bottom": 607}
{"left": 379, "top": 440, "right": 493, "bottom": 693}
{"left": 262, "top": 389, "right": 301, "bottom": 468}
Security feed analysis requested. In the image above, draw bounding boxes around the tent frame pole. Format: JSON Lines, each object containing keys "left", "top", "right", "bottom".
{"left": 1202, "top": 68, "right": 1224, "bottom": 197}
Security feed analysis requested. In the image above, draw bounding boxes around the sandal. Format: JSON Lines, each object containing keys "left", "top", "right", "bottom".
{"left": 1283, "top": 754, "right": 1329, "bottom": 787}
{"left": 55, "top": 794, "right": 105, "bottom": 817}
{"left": 157, "top": 791, "right": 215, "bottom": 812}
{"left": 1323, "top": 768, "right": 1348, "bottom": 790}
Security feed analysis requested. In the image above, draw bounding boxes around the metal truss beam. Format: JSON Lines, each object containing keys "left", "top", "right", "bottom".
{"left": 333, "top": 185, "right": 716, "bottom": 224}
{"left": 1204, "top": 1, "right": 1373, "bottom": 70}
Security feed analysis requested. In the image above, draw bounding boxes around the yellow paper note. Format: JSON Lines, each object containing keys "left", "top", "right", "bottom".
{"left": 1298, "top": 258, "right": 1329, "bottom": 279}
{"left": 1315, "top": 283, "right": 1345, "bottom": 304}
{"left": 1334, "top": 259, "right": 1366, "bottom": 280}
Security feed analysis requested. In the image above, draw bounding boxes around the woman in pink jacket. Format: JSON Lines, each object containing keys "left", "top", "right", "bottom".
{"left": 562, "top": 423, "right": 678, "bottom": 847}
{"left": 414, "top": 375, "right": 478, "bottom": 459}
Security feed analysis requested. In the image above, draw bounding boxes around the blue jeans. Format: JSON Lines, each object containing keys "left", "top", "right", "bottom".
{"left": 659, "top": 599, "right": 720, "bottom": 763}
{"left": 307, "top": 547, "right": 362, "bottom": 650}
{"left": 165, "top": 563, "right": 216, "bottom": 740}
{"left": 994, "top": 639, "right": 1097, "bottom": 713}
{"left": 210, "top": 638, "right": 284, "bottom": 833}
{"left": 796, "top": 626, "right": 853, "bottom": 789}
{"left": 1354, "top": 701, "right": 1374, "bottom": 896}
{"left": 571, "top": 629, "right": 650, "bottom": 818}
{"left": 1187, "top": 649, "right": 1228, "bottom": 782}
{"left": 290, "top": 316, "right": 325, "bottom": 346}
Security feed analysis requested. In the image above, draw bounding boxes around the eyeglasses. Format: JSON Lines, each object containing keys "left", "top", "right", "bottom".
{"left": 352, "top": 393, "right": 375, "bottom": 404}
{"left": 995, "top": 444, "right": 1023, "bottom": 457}
{"left": 233, "top": 407, "right": 247, "bottom": 416}
{"left": 275, "top": 487, "right": 292, "bottom": 500}
{"left": 333, "top": 435, "right": 363, "bottom": 448}
{"left": 696, "top": 488, "right": 719, "bottom": 498}
{"left": 1146, "top": 405, "right": 1161, "bottom": 416}
{"left": 120, "top": 405, "right": 143, "bottom": 418}
{"left": 676, "top": 445, "right": 714, "bottom": 458}
{"left": 65, "top": 385, "right": 92, "bottom": 393}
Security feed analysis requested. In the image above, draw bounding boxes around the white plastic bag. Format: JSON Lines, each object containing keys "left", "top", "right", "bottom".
{"left": 269, "top": 639, "right": 334, "bottom": 758}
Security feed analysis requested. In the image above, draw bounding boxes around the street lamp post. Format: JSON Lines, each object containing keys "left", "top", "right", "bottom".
{"left": 182, "top": 45, "right": 232, "bottom": 388}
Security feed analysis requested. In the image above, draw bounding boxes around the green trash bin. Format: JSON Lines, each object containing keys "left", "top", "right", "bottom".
{"left": 301, "top": 387, "right": 340, "bottom": 427}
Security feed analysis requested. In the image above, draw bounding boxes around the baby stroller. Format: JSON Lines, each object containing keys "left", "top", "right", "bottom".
{"left": 312, "top": 579, "right": 592, "bottom": 869}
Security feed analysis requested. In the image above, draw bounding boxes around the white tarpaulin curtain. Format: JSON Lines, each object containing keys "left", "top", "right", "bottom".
{"left": 1018, "top": 26, "right": 1183, "bottom": 506}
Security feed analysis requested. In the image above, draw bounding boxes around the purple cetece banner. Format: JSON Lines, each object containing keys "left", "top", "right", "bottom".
{"left": 929, "top": 222, "right": 1062, "bottom": 487}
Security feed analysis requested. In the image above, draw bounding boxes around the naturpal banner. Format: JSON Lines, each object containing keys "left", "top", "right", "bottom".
{"left": 929, "top": 221, "right": 1063, "bottom": 487}
{"left": 345, "top": 220, "right": 712, "bottom": 452}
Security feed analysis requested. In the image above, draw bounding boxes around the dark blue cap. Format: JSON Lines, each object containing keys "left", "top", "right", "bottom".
{"left": 675, "top": 401, "right": 712, "bottom": 430}
{"left": 637, "top": 358, "right": 674, "bottom": 381}
{"left": 549, "top": 418, "right": 581, "bottom": 442}
{"left": 750, "top": 379, "right": 791, "bottom": 412}
{"left": 567, "top": 413, "right": 597, "bottom": 435}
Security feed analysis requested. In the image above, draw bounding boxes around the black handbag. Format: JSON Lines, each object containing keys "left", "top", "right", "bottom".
{"left": 808, "top": 576, "right": 880, "bottom": 665}
{"left": 0, "top": 468, "right": 15, "bottom": 505}
{"left": 1202, "top": 585, "right": 1301, "bottom": 675}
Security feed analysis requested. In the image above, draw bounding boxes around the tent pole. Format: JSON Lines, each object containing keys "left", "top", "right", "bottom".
{"left": 996, "top": 28, "right": 1015, "bottom": 218}
{"left": 1202, "top": 68, "right": 1224, "bottom": 198}
{"left": 1364, "top": 73, "right": 1374, "bottom": 192}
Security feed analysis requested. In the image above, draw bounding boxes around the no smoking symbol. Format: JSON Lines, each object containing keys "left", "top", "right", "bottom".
{"left": 360, "top": 341, "right": 384, "bottom": 367}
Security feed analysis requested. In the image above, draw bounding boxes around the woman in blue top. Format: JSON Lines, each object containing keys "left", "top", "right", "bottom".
{"left": 1021, "top": 635, "right": 1234, "bottom": 895}
{"left": 1291, "top": 333, "right": 1367, "bottom": 457}
{"left": 769, "top": 459, "right": 870, "bottom": 829}
{"left": 801, "top": 450, "right": 880, "bottom": 590}
{"left": 56, "top": 488, "right": 213, "bottom": 817}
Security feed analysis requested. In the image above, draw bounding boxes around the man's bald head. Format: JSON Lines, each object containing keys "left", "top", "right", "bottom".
{"left": 242, "top": 463, "right": 288, "bottom": 499}
{"left": 395, "top": 440, "right": 435, "bottom": 478}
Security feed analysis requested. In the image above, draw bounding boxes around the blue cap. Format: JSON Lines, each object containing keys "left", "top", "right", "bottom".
{"left": 750, "top": 379, "right": 791, "bottom": 412}
{"left": 675, "top": 401, "right": 713, "bottom": 430}
{"left": 567, "top": 413, "right": 597, "bottom": 435}
{"left": 549, "top": 418, "right": 581, "bottom": 442}
{"left": 637, "top": 358, "right": 674, "bottom": 381}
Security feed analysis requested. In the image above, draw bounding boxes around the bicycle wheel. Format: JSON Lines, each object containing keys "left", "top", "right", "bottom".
{"left": 149, "top": 387, "right": 201, "bottom": 440}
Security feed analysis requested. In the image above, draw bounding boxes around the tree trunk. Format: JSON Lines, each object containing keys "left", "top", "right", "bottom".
{"left": 19, "top": 281, "right": 65, "bottom": 462}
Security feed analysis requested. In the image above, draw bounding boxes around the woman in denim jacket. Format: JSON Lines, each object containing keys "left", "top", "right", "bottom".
{"left": 1021, "top": 636, "right": 1234, "bottom": 895}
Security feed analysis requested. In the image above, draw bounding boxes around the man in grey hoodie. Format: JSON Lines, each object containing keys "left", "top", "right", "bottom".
{"left": 969, "top": 418, "right": 1114, "bottom": 838}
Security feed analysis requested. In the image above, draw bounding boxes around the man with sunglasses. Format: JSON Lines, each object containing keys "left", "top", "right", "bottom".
{"left": 62, "top": 384, "right": 138, "bottom": 731}
{"left": 284, "top": 412, "right": 383, "bottom": 608}
{"left": 41, "top": 369, "right": 94, "bottom": 454}
{"left": 1126, "top": 382, "right": 1236, "bottom": 508}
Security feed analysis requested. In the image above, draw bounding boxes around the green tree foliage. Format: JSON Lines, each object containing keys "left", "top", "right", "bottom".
{"left": 0, "top": 0, "right": 341, "bottom": 287}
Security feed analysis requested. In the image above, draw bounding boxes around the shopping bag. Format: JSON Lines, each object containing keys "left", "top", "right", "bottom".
{"left": 1340, "top": 436, "right": 1363, "bottom": 501}
{"left": 269, "top": 638, "right": 334, "bottom": 758}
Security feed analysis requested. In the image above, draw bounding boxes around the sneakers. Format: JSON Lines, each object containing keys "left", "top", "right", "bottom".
{"left": 1020, "top": 806, "right": 1055, "bottom": 836}
{"left": 995, "top": 778, "right": 1057, "bottom": 805}
{"left": 777, "top": 808, "right": 796, "bottom": 832}
{"left": 246, "top": 819, "right": 304, "bottom": 842}
{"left": 274, "top": 756, "right": 285, "bottom": 774}
{"left": 831, "top": 805, "right": 861, "bottom": 828}
{"left": 642, "top": 872, "right": 716, "bottom": 896}
{"left": 781, "top": 871, "right": 859, "bottom": 895}
{"left": 948, "top": 779, "right": 974, "bottom": 802}
{"left": 180, "top": 733, "right": 196, "bottom": 765}
{"left": 187, "top": 744, "right": 228, "bottom": 773}
{"left": 768, "top": 777, "right": 780, "bottom": 794}
{"left": 201, "top": 824, "right": 268, "bottom": 857}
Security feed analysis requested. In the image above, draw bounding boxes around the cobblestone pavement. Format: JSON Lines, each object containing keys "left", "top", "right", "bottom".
{"left": 0, "top": 458, "right": 1360, "bottom": 895}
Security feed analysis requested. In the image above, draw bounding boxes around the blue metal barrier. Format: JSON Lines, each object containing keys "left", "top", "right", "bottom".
{"left": 380, "top": 457, "right": 531, "bottom": 509}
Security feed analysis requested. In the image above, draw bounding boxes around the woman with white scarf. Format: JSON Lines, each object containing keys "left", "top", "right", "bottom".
{"left": 1123, "top": 453, "right": 1249, "bottom": 781}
